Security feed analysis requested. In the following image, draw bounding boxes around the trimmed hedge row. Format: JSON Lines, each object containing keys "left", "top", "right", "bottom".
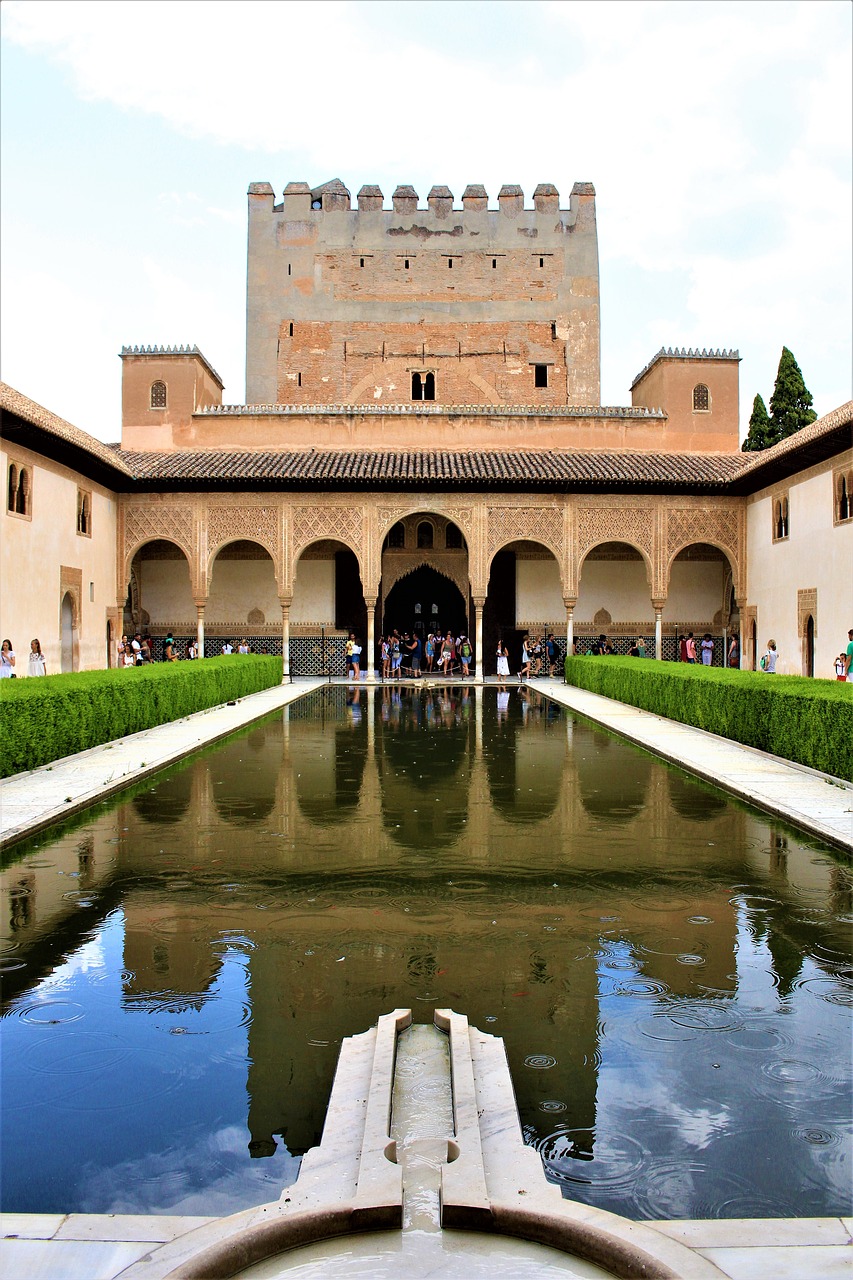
{"left": 0, "top": 656, "right": 283, "bottom": 778}
{"left": 564, "top": 656, "right": 852, "bottom": 780}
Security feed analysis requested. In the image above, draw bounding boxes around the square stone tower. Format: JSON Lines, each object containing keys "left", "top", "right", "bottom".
{"left": 246, "top": 180, "right": 600, "bottom": 408}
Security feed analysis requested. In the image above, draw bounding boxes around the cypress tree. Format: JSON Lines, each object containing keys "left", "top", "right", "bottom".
{"left": 768, "top": 346, "right": 817, "bottom": 441}
{"left": 742, "top": 393, "right": 772, "bottom": 452}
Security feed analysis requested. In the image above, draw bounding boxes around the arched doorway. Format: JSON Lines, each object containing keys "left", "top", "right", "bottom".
{"left": 60, "top": 591, "right": 75, "bottom": 672}
{"left": 804, "top": 615, "right": 815, "bottom": 677}
{"left": 382, "top": 565, "right": 467, "bottom": 638}
{"left": 379, "top": 513, "right": 470, "bottom": 642}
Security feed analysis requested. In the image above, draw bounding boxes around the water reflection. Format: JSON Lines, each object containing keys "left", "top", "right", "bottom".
{"left": 1, "top": 686, "right": 850, "bottom": 1223}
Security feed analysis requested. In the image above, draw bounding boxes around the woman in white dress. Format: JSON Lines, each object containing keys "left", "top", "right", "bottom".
{"left": 27, "top": 638, "right": 47, "bottom": 676}
{"left": 0, "top": 639, "right": 16, "bottom": 677}
{"left": 496, "top": 642, "right": 509, "bottom": 685}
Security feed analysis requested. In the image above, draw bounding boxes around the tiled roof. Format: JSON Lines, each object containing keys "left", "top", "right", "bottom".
{"left": 728, "top": 399, "right": 853, "bottom": 493}
{"left": 123, "top": 446, "right": 749, "bottom": 490}
{"left": 739, "top": 400, "right": 853, "bottom": 469}
{"left": 0, "top": 382, "right": 134, "bottom": 477}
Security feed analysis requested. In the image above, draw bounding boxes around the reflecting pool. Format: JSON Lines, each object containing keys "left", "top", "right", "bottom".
{"left": 1, "top": 685, "right": 851, "bottom": 1221}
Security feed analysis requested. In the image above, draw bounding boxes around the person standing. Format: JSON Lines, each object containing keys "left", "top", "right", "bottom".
{"left": 350, "top": 636, "right": 362, "bottom": 681}
{"left": 27, "top": 639, "right": 47, "bottom": 676}
{"left": 164, "top": 634, "right": 178, "bottom": 662}
{"left": 518, "top": 636, "right": 531, "bottom": 681}
{"left": 844, "top": 629, "right": 853, "bottom": 681}
{"left": 546, "top": 633, "right": 557, "bottom": 676}
{"left": 459, "top": 635, "right": 472, "bottom": 677}
{"left": 221, "top": 640, "right": 234, "bottom": 655}
{"left": 700, "top": 633, "right": 714, "bottom": 666}
{"left": 727, "top": 635, "right": 739, "bottom": 668}
{"left": 761, "top": 640, "right": 778, "bottom": 673}
{"left": 496, "top": 640, "right": 509, "bottom": 686}
{"left": 132, "top": 633, "right": 144, "bottom": 665}
{"left": 685, "top": 632, "right": 697, "bottom": 663}
{"left": 636, "top": 637, "right": 646, "bottom": 658}
{"left": 0, "top": 639, "right": 16, "bottom": 677}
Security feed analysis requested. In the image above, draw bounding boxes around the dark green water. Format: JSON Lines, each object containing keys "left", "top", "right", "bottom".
{"left": 1, "top": 685, "right": 851, "bottom": 1220}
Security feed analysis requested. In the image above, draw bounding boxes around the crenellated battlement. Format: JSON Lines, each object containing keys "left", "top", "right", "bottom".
{"left": 248, "top": 179, "right": 595, "bottom": 217}
{"left": 630, "top": 346, "right": 740, "bottom": 390}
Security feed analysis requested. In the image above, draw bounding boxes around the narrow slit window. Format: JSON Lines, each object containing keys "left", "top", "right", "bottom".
{"left": 289, "top": 322, "right": 294, "bottom": 337}
{"left": 492, "top": 258, "right": 497, "bottom": 269}
{"left": 539, "top": 257, "right": 544, "bottom": 268}
{"left": 839, "top": 475, "right": 851, "bottom": 521}
{"left": 404, "top": 259, "right": 410, "bottom": 270}
{"left": 7, "top": 464, "right": 17, "bottom": 513}
{"left": 287, "top": 263, "right": 292, "bottom": 276}
{"left": 447, "top": 258, "right": 453, "bottom": 269}
{"left": 297, "top": 372, "right": 302, "bottom": 388}
{"left": 360, "top": 258, "right": 365, "bottom": 268}
{"left": 534, "top": 364, "right": 548, "bottom": 389}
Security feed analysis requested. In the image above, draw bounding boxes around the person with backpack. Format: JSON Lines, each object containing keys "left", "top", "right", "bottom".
{"left": 459, "top": 635, "right": 472, "bottom": 677}
{"left": 760, "top": 640, "right": 778, "bottom": 673}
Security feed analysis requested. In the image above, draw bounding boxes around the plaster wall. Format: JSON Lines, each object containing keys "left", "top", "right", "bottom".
{"left": 1, "top": 443, "right": 117, "bottom": 672}
{"left": 632, "top": 355, "right": 740, "bottom": 449}
{"left": 516, "top": 556, "right": 563, "bottom": 624}
{"left": 207, "top": 557, "right": 280, "bottom": 627}
{"left": 136, "top": 559, "right": 196, "bottom": 629}
{"left": 291, "top": 558, "right": 335, "bottom": 625}
{"left": 121, "top": 353, "right": 223, "bottom": 448}
{"left": 661, "top": 561, "right": 728, "bottom": 625}
{"left": 575, "top": 559, "right": 653, "bottom": 624}
{"left": 746, "top": 455, "right": 853, "bottom": 676}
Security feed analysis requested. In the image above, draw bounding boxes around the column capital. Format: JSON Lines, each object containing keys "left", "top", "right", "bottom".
{"left": 193, "top": 597, "right": 207, "bottom": 611}
{"left": 364, "top": 595, "right": 378, "bottom": 610}
{"left": 651, "top": 598, "right": 666, "bottom": 612}
{"left": 472, "top": 596, "right": 486, "bottom": 610}
{"left": 562, "top": 596, "right": 577, "bottom": 610}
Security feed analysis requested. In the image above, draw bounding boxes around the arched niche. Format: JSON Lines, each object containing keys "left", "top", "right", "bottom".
{"left": 292, "top": 538, "right": 365, "bottom": 636}
{"left": 576, "top": 541, "right": 652, "bottom": 637}
{"left": 484, "top": 539, "right": 562, "bottom": 672}
{"left": 60, "top": 591, "right": 77, "bottom": 673}
{"left": 663, "top": 542, "right": 737, "bottom": 630}
{"left": 207, "top": 540, "right": 279, "bottom": 633}
{"left": 126, "top": 538, "right": 194, "bottom": 636}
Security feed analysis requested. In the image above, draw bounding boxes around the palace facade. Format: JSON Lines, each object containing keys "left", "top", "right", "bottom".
{"left": 2, "top": 179, "right": 851, "bottom": 678}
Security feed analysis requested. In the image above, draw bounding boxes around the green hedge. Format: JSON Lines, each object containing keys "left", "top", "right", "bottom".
{"left": 0, "top": 656, "right": 283, "bottom": 778}
{"left": 563, "top": 656, "right": 852, "bottom": 780}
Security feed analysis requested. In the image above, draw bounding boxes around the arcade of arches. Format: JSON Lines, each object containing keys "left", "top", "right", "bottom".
{"left": 115, "top": 493, "right": 744, "bottom": 674}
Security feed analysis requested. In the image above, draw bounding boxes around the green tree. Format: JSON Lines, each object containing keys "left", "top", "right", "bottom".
{"left": 741, "top": 393, "right": 772, "bottom": 452}
{"left": 742, "top": 348, "right": 817, "bottom": 452}
{"left": 769, "top": 346, "right": 817, "bottom": 440}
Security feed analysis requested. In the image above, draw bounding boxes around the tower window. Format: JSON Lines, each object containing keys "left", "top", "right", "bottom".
{"left": 447, "top": 258, "right": 453, "bottom": 269}
{"left": 539, "top": 257, "right": 544, "bottom": 268}
{"left": 838, "top": 472, "right": 852, "bottom": 522}
{"left": 534, "top": 364, "right": 548, "bottom": 389}
{"left": 693, "top": 383, "right": 710, "bottom": 412}
{"left": 150, "top": 380, "right": 167, "bottom": 409}
{"left": 492, "top": 258, "right": 497, "bottom": 269}
{"left": 289, "top": 322, "right": 294, "bottom": 337}
{"left": 404, "top": 259, "right": 409, "bottom": 270}
{"left": 412, "top": 372, "right": 436, "bottom": 402}
{"left": 360, "top": 258, "right": 365, "bottom": 268}
{"left": 297, "top": 372, "right": 302, "bottom": 388}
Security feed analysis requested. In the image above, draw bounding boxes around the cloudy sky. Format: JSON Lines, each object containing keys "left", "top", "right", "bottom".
{"left": 1, "top": 0, "right": 850, "bottom": 443}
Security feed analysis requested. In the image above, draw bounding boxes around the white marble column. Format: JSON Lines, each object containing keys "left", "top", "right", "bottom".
{"left": 279, "top": 597, "right": 291, "bottom": 679}
{"left": 653, "top": 604, "right": 664, "bottom": 661}
{"left": 473, "top": 597, "right": 485, "bottom": 681}
{"left": 365, "top": 597, "right": 377, "bottom": 681}
{"left": 194, "top": 600, "right": 206, "bottom": 659}
{"left": 563, "top": 596, "right": 576, "bottom": 664}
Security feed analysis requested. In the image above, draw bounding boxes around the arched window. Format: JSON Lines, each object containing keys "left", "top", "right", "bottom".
{"left": 150, "top": 380, "right": 167, "bottom": 409}
{"left": 412, "top": 372, "right": 436, "bottom": 402}
{"left": 77, "top": 490, "right": 91, "bottom": 536}
{"left": 692, "top": 384, "right": 710, "bottom": 412}
{"left": 445, "top": 522, "right": 463, "bottom": 549}
{"left": 386, "top": 521, "right": 405, "bottom": 549}
{"left": 10, "top": 466, "right": 30, "bottom": 516}
{"left": 773, "top": 495, "right": 789, "bottom": 541}
{"left": 838, "top": 473, "right": 852, "bottom": 522}
{"left": 417, "top": 521, "right": 434, "bottom": 549}
{"left": 424, "top": 372, "right": 435, "bottom": 401}
{"left": 411, "top": 372, "right": 423, "bottom": 401}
